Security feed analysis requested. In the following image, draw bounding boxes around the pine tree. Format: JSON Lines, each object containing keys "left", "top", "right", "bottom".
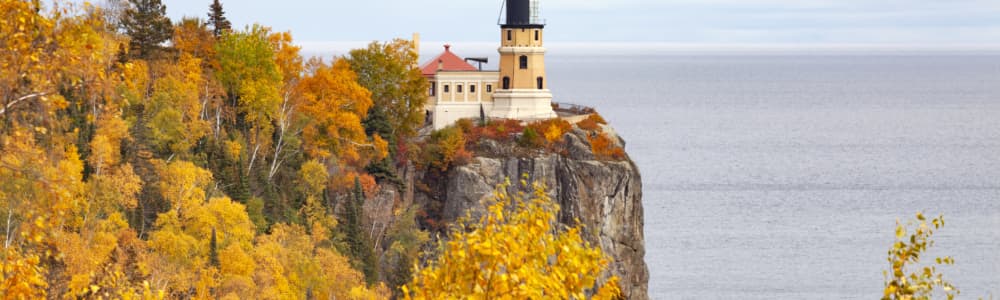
{"left": 207, "top": 0, "right": 231, "bottom": 37}
{"left": 342, "top": 176, "right": 378, "bottom": 285}
{"left": 209, "top": 227, "right": 220, "bottom": 267}
{"left": 120, "top": 0, "right": 173, "bottom": 59}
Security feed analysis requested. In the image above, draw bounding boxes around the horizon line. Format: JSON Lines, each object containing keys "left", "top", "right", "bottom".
{"left": 297, "top": 41, "right": 1000, "bottom": 57}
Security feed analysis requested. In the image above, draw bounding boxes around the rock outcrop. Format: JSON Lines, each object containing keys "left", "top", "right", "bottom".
{"left": 414, "top": 127, "right": 649, "bottom": 299}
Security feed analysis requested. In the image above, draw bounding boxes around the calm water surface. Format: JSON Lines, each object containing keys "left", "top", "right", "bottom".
{"left": 547, "top": 54, "right": 1000, "bottom": 299}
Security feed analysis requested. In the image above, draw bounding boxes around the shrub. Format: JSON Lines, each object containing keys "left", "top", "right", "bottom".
{"left": 454, "top": 118, "right": 475, "bottom": 134}
{"left": 588, "top": 132, "right": 625, "bottom": 160}
{"left": 466, "top": 119, "right": 523, "bottom": 145}
{"left": 518, "top": 127, "right": 545, "bottom": 149}
{"left": 577, "top": 113, "right": 607, "bottom": 132}
{"left": 522, "top": 118, "right": 572, "bottom": 149}
{"left": 419, "top": 126, "right": 471, "bottom": 171}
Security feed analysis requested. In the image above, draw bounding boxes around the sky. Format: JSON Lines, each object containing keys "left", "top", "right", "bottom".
{"left": 87, "top": 0, "right": 1000, "bottom": 55}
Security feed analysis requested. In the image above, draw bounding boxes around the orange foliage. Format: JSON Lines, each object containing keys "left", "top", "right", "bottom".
{"left": 522, "top": 118, "right": 572, "bottom": 149}
{"left": 332, "top": 171, "right": 379, "bottom": 197}
{"left": 172, "top": 18, "right": 216, "bottom": 67}
{"left": 588, "top": 133, "right": 626, "bottom": 161}
{"left": 577, "top": 113, "right": 607, "bottom": 132}
{"left": 298, "top": 58, "right": 375, "bottom": 168}
{"left": 419, "top": 126, "right": 471, "bottom": 171}
{"left": 465, "top": 119, "right": 524, "bottom": 145}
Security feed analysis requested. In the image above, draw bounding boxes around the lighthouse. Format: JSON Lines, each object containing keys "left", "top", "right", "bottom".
{"left": 490, "top": 0, "right": 557, "bottom": 120}
{"left": 419, "top": 0, "right": 557, "bottom": 129}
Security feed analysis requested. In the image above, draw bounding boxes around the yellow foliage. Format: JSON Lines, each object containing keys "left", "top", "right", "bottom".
{"left": 404, "top": 180, "right": 620, "bottom": 299}
{"left": 147, "top": 54, "right": 210, "bottom": 154}
{"left": 253, "top": 224, "right": 380, "bottom": 300}
{"left": 298, "top": 159, "right": 329, "bottom": 197}
{"left": 882, "top": 213, "right": 959, "bottom": 300}
{"left": 173, "top": 18, "right": 217, "bottom": 65}
{"left": 298, "top": 58, "right": 374, "bottom": 167}
{"left": 155, "top": 160, "right": 214, "bottom": 213}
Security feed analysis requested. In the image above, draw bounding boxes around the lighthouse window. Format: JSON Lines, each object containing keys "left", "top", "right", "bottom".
{"left": 444, "top": 85, "right": 449, "bottom": 93}
{"left": 519, "top": 55, "right": 528, "bottom": 69}
{"left": 502, "top": 77, "right": 510, "bottom": 89}
{"left": 457, "top": 84, "right": 463, "bottom": 93}
{"left": 470, "top": 84, "right": 476, "bottom": 93}
{"left": 537, "top": 77, "right": 544, "bottom": 89}
{"left": 534, "top": 30, "right": 539, "bottom": 41}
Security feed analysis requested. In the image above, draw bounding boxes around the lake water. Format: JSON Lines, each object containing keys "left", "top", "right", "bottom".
{"left": 546, "top": 53, "right": 1000, "bottom": 299}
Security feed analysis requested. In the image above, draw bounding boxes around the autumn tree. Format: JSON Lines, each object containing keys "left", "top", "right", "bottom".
{"left": 145, "top": 53, "right": 210, "bottom": 156}
{"left": 299, "top": 58, "right": 389, "bottom": 169}
{"left": 171, "top": 17, "right": 227, "bottom": 139}
{"left": 254, "top": 223, "right": 389, "bottom": 299}
{"left": 265, "top": 30, "right": 304, "bottom": 181}
{"left": 172, "top": 18, "right": 216, "bottom": 64}
{"left": 207, "top": 0, "right": 231, "bottom": 37}
{"left": 404, "top": 179, "right": 621, "bottom": 299}
{"left": 882, "top": 213, "right": 959, "bottom": 300}
{"left": 120, "top": 0, "right": 172, "bottom": 59}
{"left": 0, "top": 0, "right": 75, "bottom": 132}
{"left": 347, "top": 39, "right": 428, "bottom": 151}
{"left": 146, "top": 160, "right": 257, "bottom": 297}
{"left": 215, "top": 24, "right": 281, "bottom": 175}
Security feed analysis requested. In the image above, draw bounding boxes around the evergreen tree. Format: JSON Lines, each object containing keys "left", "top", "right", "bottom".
{"left": 209, "top": 227, "right": 220, "bottom": 267}
{"left": 120, "top": 0, "right": 173, "bottom": 59}
{"left": 342, "top": 176, "right": 378, "bottom": 285}
{"left": 207, "top": 0, "right": 231, "bottom": 37}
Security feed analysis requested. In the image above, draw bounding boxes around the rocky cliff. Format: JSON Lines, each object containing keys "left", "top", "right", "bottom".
{"left": 413, "top": 126, "right": 650, "bottom": 299}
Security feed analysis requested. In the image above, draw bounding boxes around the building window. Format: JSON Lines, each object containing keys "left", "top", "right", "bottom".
{"left": 486, "top": 84, "right": 492, "bottom": 92}
{"left": 534, "top": 30, "right": 539, "bottom": 41}
{"left": 507, "top": 30, "right": 511, "bottom": 41}
{"left": 470, "top": 84, "right": 476, "bottom": 93}
{"left": 519, "top": 55, "right": 528, "bottom": 69}
{"left": 502, "top": 77, "right": 510, "bottom": 89}
{"left": 457, "top": 84, "right": 463, "bottom": 93}
{"left": 537, "top": 77, "right": 544, "bottom": 89}
{"left": 444, "top": 85, "right": 449, "bottom": 93}
{"left": 429, "top": 81, "right": 436, "bottom": 96}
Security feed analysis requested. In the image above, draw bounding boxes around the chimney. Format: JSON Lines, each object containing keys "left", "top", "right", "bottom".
{"left": 411, "top": 32, "right": 420, "bottom": 56}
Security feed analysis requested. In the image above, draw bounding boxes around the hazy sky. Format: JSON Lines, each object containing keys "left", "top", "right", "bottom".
{"left": 145, "top": 0, "right": 1000, "bottom": 46}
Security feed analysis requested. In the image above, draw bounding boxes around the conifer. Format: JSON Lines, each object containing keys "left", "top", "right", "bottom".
{"left": 207, "top": 0, "right": 231, "bottom": 37}
{"left": 120, "top": 0, "right": 172, "bottom": 59}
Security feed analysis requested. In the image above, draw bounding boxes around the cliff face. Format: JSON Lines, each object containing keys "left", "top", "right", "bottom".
{"left": 414, "top": 127, "right": 649, "bottom": 299}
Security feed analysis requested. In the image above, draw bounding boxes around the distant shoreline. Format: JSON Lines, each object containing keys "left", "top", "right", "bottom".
{"left": 298, "top": 41, "right": 1000, "bottom": 59}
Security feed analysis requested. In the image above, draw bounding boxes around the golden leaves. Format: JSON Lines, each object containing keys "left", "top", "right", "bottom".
{"left": 298, "top": 57, "right": 376, "bottom": 168}
{"left": 404, "top": 180, "right": 620, "bottom": 299}
{"left": 882, "top": 213, "right": 959, "bottom": 300}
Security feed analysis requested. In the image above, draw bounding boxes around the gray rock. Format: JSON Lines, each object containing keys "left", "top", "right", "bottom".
{"left": 417, "top": 128, "right": 649, "bottom": 299}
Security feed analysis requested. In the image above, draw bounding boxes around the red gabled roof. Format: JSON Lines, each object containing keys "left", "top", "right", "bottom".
{"left": 420, "top": 44, "right": 478, "bottom": 76}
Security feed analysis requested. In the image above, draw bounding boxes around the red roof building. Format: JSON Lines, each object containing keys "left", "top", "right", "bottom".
{"left": 420, "top": 45, "right": 479, "bottom": 76}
